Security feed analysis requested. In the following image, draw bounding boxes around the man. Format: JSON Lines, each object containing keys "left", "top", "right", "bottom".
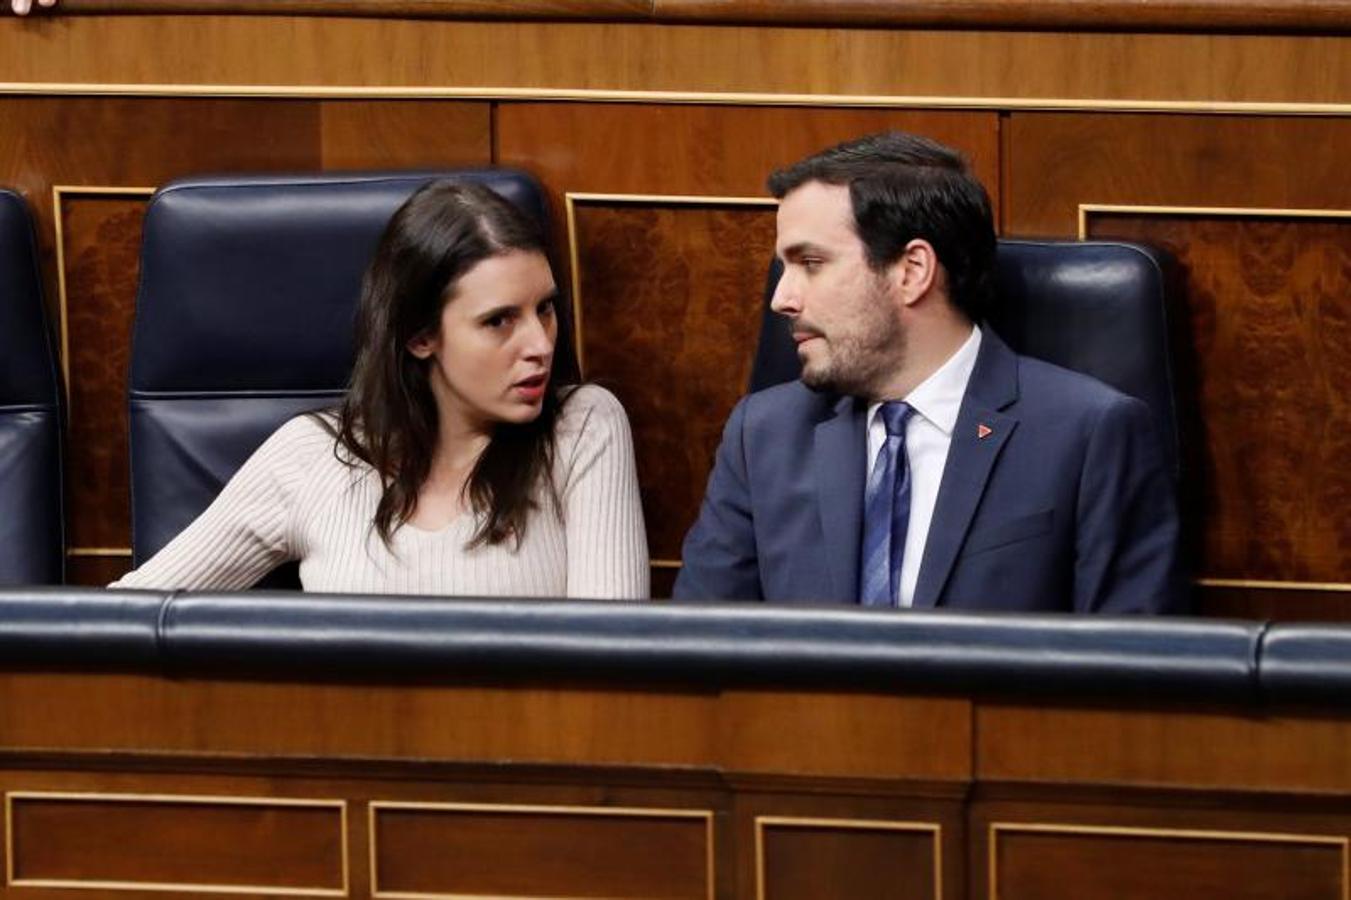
{"left": 673, "top": 132, "right": 1185, "bottom": 612}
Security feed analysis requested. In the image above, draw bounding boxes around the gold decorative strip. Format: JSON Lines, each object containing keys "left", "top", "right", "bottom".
{"left": 368, "top": 800, "right": 715, "bottom": 900}
{"left": 1198, "top": 578, "right": 1351, "bottom": 593}
{"left": 4, "top": 790, "right": 350, "bottom": 897}
{"left": 1078, "top": 202, "right": 1351, "bottom": 239}
{"left": 2, "top": 82, "right": 1350, "bottom": 116}
{"left": 754, "top": 815, "right": 943, "bottom": 900}
{"left": 66, "top": 547, "right": 133, "bottom": 558}
{"left": 51, "top": 184, "right": 158, "bottom": 411}
{"left": 989, "top": 821, "right": 1351, "bottom": 900}
{"left": 563, "top": 191, "right": 776, "bottom": 376}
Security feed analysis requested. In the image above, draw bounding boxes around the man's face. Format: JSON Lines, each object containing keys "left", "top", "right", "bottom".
{"left": 770, "top": 181, "right": 905, "bottom": 399}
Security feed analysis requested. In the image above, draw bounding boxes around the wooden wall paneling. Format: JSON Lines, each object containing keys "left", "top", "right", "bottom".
{"left": 370, "top": 802, "right": 714, "bottom": 899}
{"left": 33, "top": 0, "right": 1351, "bottom": 33}
{"left": 988, "top": 823, "right": 1344, "bottom": 900}
{"left": 976, "top": 701, "right": 1351, "bottom": 794}
{"left": 1004, "top": 112, "right": 1351, "bottom": 616}
{"left": 717, "top": 690, "right": 971, "bottom": 782}
{"left": 732, "top": 789, "right": 966, "bottom": 900}
{"left": 653, "top": 0, "right": 1351, "bottom": 32}
{"left": 6, "top": 792, "right": 348, "bottom": 893}
{"left": 756, "top": 816, "right": 943, "bottom": 900}
{"left": 970, "top": 795, "right": 1351, "bottom": 900}
{"left": 499, "top": 104, "right": 1000, "bottom": 586}
{"left": 1003, "top": 114, "right": 1351, "bottom": 237}
{"left": 2, "top": 18, "right": 1351, "bottom": 107}
{"left": 1080, "top": 209, "right": 1350, "bottom": 588}
{"left": 0, "top": 673, "right": 972, "bottom": 785}
{"left": 567, "top": 196, "right": 777, "bottom": 566}
{"left": 497, "top": 105, "right": 1001, "bottom": 226}
{"left": 0, "top": 673, "right": 719, "bottom": 766}
{"left": 0, "top": 96, "right": 490, "bottom": 584}
{"left": 0, "top": 762, "right": 729, "bottom": 899}
{"left": 317, "top": 98, "right": 491, "bottom": 169}
{"left": 53, "top": 189, "right": 150, "bottom": 579}
{"left": 1199, "top": 583, "right": 1351, "bottom": 622}
{"left": 64, "top": 556, "right": 134, "bottom": 585}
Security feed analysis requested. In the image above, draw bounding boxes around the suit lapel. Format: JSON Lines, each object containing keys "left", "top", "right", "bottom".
{"left": 814, "top": 396, "right": 867, "bottom": 602}
{"left": 912, "top": 332, "right": 1021, "bottom": 609}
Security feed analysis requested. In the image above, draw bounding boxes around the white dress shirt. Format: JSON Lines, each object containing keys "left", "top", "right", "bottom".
{"left": 866, "top": 325, "right": 982, "bottom": 606}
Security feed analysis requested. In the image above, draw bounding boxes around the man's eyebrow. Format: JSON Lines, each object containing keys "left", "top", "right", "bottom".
{"left": 778, "top": 241, "right": 829, "bottom": 260}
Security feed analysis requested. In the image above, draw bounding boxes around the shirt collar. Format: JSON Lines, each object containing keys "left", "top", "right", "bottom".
{"left": 868, "top": 324, "right": 982, "bottom": 437}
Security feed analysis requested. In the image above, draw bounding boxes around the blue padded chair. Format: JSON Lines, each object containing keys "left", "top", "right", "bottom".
{"left": 0, "top": 189, "right": 64, "bottom": 584}
{"left": 748, "top": 240, "right": 1184, "bottom": 478}
{"left": 128, "top": 170, "right": 562, "bottom": 579}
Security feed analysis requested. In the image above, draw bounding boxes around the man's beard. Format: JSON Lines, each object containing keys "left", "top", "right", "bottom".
{"left": 800, "top": 282, "right": 906, "bottom": 399}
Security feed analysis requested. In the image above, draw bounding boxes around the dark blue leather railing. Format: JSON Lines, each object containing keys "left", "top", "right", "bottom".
{"left": 6, "top": 588, "right": 1332, "bottom": 707}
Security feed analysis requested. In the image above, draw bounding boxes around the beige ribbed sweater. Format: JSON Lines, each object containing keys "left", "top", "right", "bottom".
{"left": 111, "top": 385, "right": 649, "bottom": 599}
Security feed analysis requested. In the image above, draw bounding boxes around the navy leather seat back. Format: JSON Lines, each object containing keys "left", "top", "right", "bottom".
{"left": 749, "top": 239, "right": 1182, "bottom": 477}
{"left": 0, "top": 190, "right": 63, "bottom": 585}
{"left": 130, "top": 170, "right": 561, "bottom": 568}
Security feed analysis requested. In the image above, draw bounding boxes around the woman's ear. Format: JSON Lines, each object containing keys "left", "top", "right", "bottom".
{"left": 406, "top": 331, "right": 438, "bottom": 360}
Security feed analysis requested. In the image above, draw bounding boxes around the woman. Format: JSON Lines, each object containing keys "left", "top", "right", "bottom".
{"left": 112, "top": 180, "right": 649, "bottom": 598}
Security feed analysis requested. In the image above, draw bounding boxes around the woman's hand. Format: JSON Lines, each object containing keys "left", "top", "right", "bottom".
{"left": 10, "top": 0, "right": 58, "bottom": 13}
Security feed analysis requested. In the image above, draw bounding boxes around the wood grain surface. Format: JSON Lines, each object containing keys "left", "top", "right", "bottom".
{"left": 57, "top": 194, "right": 144, "bottom": 552}
{"left": 2, "top": 17, "right": 1348, "bottom": 107}
{"left": 26, "top": 0, "right": 1351, "bottom": 34}
{"left": 373, "top": 804, "right": 710, "bottom": 898}
{"left": 759, "top": 820, "right": 940, "bottom": 900}
{"left": 9, "top": 794, "right": 346, "bottom": 890}
{"left": 572, "top": 201, "right": 775, "bottom": 564}
{"left": 1084, "top": 210, "right": 1350, "bottom": 586}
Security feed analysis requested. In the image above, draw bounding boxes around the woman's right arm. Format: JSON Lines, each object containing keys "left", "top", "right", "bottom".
{"left": 109, "top": 416, "right": 324, "bottom": 591}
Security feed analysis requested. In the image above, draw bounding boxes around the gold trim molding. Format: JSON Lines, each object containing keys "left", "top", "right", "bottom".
{"left": 1078, "top": 202, "right": 1351, "bottom": 239}
{"left": 51, "top": 184, "right": 158, "bottom": 411}
{"left": 563, "top": 191, "right": 776, "bottom": 376}
{"left": 4, "top": 790, "right": 350, "bottom": 896}
{"left": 368, "top": 800, "right": 715, "bottom": 900}
{"left": 52, "top": 185, "right": 157, "bottom": 571}
{"left": 2, "top": 83, "right": 1350, "bottom": 117}
{"left": 989, "top": 821, "right": 1351, "bottom": 900}
{"left": 565, "top": 191, "right": 776, "bottom": 579}
{"left": 1199, "top": 578, "right": 1351, "bottom": 593}
{"left": 754, "top": 815, "right": 943, "bottom": 900}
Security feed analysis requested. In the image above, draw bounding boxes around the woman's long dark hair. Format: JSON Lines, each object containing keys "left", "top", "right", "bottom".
{"left": 330, "top": 179, "right": 563, "bottom": 549}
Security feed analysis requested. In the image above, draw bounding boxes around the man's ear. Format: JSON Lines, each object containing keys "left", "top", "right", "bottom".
{"left": 406, "top": 331, "right": 437, "bottom": 360}
{"left": 891, "top": 238, "right": 939, "bottom": 308}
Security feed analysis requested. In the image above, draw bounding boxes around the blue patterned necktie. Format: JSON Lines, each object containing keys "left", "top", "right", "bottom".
{"left": 860, "top": 401, "right": 914, "bottom": 607}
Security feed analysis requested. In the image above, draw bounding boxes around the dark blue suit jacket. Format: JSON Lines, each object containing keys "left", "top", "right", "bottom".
{"left": 673, "top": 332, "right": 1186, "bottom": 612}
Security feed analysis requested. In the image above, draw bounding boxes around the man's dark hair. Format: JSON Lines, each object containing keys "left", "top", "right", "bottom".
{"left": 768, "top": 131, "right": 996, "bottom": 322}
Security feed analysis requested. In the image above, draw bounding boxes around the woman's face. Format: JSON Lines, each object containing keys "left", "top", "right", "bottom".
{"left": 408, "top": 249, "right": 558, "bottom": 436}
